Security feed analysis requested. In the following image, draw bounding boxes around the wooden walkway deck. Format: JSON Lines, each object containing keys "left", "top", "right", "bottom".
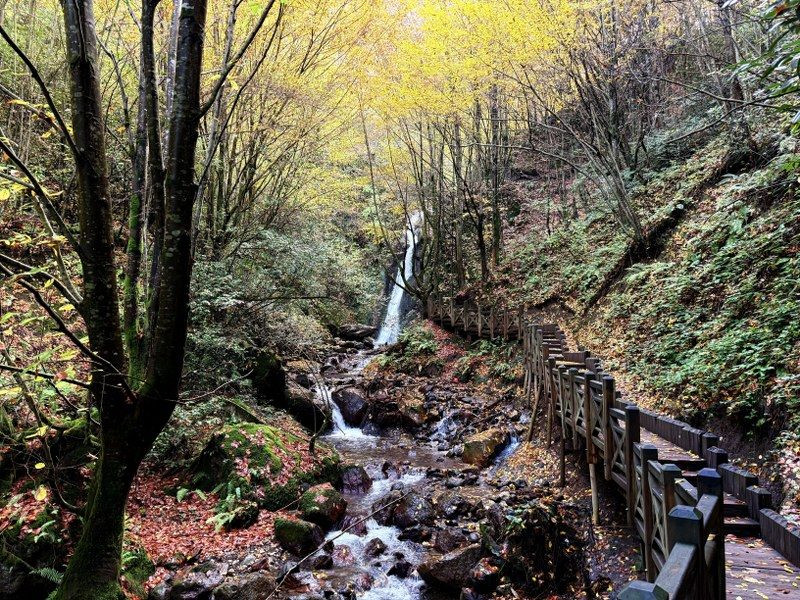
{"left": 726, "top": 536, "right": 800, "bottom": 598}
{"left": 427, "top": 295, "right": 800, "bottom": 599}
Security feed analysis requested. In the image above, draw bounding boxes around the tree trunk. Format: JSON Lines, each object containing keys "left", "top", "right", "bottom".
{"left": 54, "top": 425, "right": 139, "bottom": 600}
{"left": 54, "top": 0, "right": 208, "bottom": 597}
{"left": 489, "top": 85, "right": 501, "bottom": 267}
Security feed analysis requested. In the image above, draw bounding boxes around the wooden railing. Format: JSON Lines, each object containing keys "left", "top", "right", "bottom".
{"left": 426, "top": 294, "right": 800, "bottom": 598}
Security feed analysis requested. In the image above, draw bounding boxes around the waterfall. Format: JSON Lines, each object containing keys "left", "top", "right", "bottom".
{"left": 376, "top": 214, "right": 421, "bottom": 345}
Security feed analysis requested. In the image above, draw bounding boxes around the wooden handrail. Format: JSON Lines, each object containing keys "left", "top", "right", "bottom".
{"left": 424, "top": 294, "right": 798, "bottom": 595}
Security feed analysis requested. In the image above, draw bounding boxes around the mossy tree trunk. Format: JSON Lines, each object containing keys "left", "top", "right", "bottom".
{"left": 53, "top": 0, "right": 208, "bottom": 597}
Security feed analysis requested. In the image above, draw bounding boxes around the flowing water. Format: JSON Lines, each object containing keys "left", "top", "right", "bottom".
{"left": 304, "top": 344, "right": 523, "bottom": 600}
{"left": 295, "top": 214, "right": 523, "bottom": 599}
{"left": 375, "top": 214, "right": 421, "bottom": 346}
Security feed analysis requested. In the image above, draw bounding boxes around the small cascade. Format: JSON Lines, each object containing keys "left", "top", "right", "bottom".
{"left": 376, "top": 214, "right": 422, "bottom": 346}
{"left": 315, "top": 378, "right": 371, "bottom": 439}
{"left": 492, "top": 434, "right": 521, "bottom": 467}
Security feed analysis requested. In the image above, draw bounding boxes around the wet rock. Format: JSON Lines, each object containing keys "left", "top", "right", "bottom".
{"left": 372, "top": 490, "right": 403, "bottom": 524}
{"left": 392, "top": 492, "right": 435, "bottom": 528}
{"left": 388, "top": 558, "right": 413, "bottom": 578}
{"left": 169, "top": 561, "right": 228, "bottom": 600}
{"left": 214, "top": 572, "right": 275, "bottom": 600}
{"left": 274, "top": 517, "right": 324, "bottom": 556}
{"left": 369, "top": 389, "right": 427, "bottom": 429}
{"left": 284, "top": 380, "right": 332, "bottom": 431}
{"left": 434, "top": 527, "right": 469, "bottom": 553}
{"left": 338, "top": 515, "right": 367, "bottom": 536}
{"left": 448, "top": 444, "right": 464, "bottom": 458}
{"left": 277, "top": 561, "right": 300, "bottom": 579}
{"left": 332, "top": 544, "right": 356, "bottom": 566}
{"left": 418, "top": 544, "right": 483, "bottom": 590}
{"left": 460, "top": 587, "right": 485, "bottom": 600}
{"left": 382, "top": 461, "right": 402, "bottom": 479}
{"left": 299, "top": 483, "right": 347, "bottom": 528}
{"left": 397, "top": 525, "right": 433, "bottom": 542}
{"left": 436, "top": 490, "right": 474, "bottom": 518}
{"left": 364, "top": 538, "right": 387, "bottom": 557}
{"left": 332, "top": 388, "right": 369, "bottom": 425}
{"left": 309, "top": 553, "right": 334, "bottom": 570}
{"left": 338, "top": 465, "right": 372, "bottom": 494}
{"left": 337, "top": 323, "right": 377, "bottom": 341}
{"left": 462, "top": 428, "right": 509, "bottom": 467}
{"left": 353, "top": 572, "right": 375, "bottom": 591}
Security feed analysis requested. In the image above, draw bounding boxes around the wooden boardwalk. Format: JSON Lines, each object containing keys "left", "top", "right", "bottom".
{"left": 726, "top": 537, "right": 800, "bottom": 598}
{"left": 427, "top": 295, "right": 800, "bottom": 600}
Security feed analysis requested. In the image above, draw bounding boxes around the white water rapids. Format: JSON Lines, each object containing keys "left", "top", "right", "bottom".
{"left": 376, "top": 214, "right": 421, "bottom": 346}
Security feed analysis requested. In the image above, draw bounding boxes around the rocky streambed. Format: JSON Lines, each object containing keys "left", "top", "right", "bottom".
{"left": 263, "top": 340, "right": 587, "bottom": 600}
{"left": 141, "top": 327, "right": 593, "bottom": 600}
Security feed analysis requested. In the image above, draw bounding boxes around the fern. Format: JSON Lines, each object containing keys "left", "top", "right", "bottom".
{"left": 32, "top": 567, "right": 62, "bottom": 584}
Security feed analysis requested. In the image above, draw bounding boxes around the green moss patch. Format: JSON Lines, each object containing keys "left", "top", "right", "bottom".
{"left": 190, "top": 422, "right": 340, "bottom": 512}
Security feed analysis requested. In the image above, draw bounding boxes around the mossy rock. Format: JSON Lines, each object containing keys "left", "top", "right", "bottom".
{"left": 274, "top": 517, "right": 324, "bottom": 556}
{"left": 298, "top": 483, "right": 346, "bottom": 528}
{"left": 190, "top": 422, "right": 340, "bottom": 511}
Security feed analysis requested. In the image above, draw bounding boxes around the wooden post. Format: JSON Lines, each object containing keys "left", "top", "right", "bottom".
{"left": 559, "top": 365, "right": 568, "bottom": 487}
{"left": 667, "top": 505, "right": 704, "bottom": 598}
{"left": 746, "top": 485, "right": 772, "bottom": 521}
{"left": 584, "top": 372, "right": 599, "bottom": 524}
{"left": 476, "top": 302, "right": 482, "bottom": 338}
{"left": 701, "top": 432, "right": 719, "bottom": 458}
{"left": 637, "top": 445, "right": 659, "bottom": 580}
{"left": 625, "top": 405, "right": 641, "bottom": 528}
{"left": 569, "top": 368, "right": 579, "bottom": 448}
{"left": 618, "top": 581, "right": 661, "bottom": 599}
{"left": 698, "top": 468, "right": 725, "bottom": 600}
{"left": 602, "top": 375, "right": 615, "bottom": 481}
{"left": 705, "top": 446, "right": 728, "bottom": 470}
{"left": 546, "top": 357, "right": 556, "bottom": 448}
{"left": 660, "top": 463, "right": 683, "bottom": 554}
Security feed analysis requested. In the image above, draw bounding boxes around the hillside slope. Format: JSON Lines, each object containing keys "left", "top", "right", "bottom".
{"left": 493, "top": 127, "right": 800, "bottom": 516}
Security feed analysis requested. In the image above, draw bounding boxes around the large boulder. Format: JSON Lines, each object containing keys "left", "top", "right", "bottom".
{"left": 462, "top": 428, "right": 509, "bottom": 467}
{"left": 250, "top": 350, "right": 286, "bottom": 399}
{"left": 331, "top": 387, "right": 369, "bottom": 425}
{"left": 336, "top": 323, "right": 377, "bottom": 341}
{"left": 338, "top": 465, "right": 372, "bottom": 495}
{"left": 369, "top": 388, "right": 427, "bottom": 429}
{"left": 283, "top": 380, "right": 331, "bottom": 431}
{"left": 274, "top": 517, "right": 324, "bottom": 556}
{"left": 418, "top": 543, "right": 483, "bottom": 590}
{"left": 250, "top": 351, "right": 330, "bottom": 430}
{"left": 189, "top": 423, "right": 340, "bottom": 510}
{"left": 299, "top": 483, "right": 347, "bottom": 528}
{"left": 373, "top": 491, "right": 434, "bottom": 528}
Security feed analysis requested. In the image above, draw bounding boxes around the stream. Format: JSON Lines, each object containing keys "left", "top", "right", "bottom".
{"left": 309, "top": 351, "right": 461, "bottom": 600}
{"left": 290, "top": 216, "right": 518, "bottom": 599}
